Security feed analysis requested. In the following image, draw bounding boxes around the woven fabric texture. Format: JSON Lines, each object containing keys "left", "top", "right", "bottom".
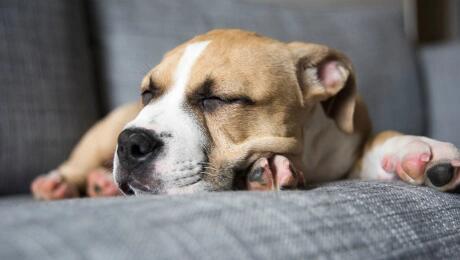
{"left": 1, "top": 181, "right": 459, "bottom": 259}
{"left": 0, "top": 0, "right": 99, "bottom": 194}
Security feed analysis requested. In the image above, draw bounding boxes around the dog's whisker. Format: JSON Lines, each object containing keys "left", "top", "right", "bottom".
{"left": 177, "top": 177, "right": 202, "bottom": 188}
{"left": 172, "top": 173, "right": 201, "bottom": 181}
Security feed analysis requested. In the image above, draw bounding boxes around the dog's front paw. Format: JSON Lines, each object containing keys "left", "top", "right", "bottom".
{"left": 86, "top": 168, "right": 121, "bottom": 197}
{"left": 381, "top": 136, "right": 460, "bottom": 191}
{"left": 246, "top": 155, "right": 304, "bottom": 191}
{"left": 31, "top": 171, "right": 80, "bottom": 200}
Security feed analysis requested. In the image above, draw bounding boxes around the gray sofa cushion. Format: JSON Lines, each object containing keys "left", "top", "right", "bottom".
{"left": 419, "top": 42, "right": 460, "bottom": 146}
{"left": 0, "top": 0, "right": 99, "bottom": 194}
{"left": 1, "top": 181, "right": 459, "bottom": 259}
{"left": 90, "top": 0, "right": 423, "bottom": 135}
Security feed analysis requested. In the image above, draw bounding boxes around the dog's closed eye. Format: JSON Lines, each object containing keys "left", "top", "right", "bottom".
{"left": 201, "top": 96, "right": 225, "bottom": 112}
{"left": 141, "top": 78, "right": 162, "bottom": 106}
{"left": 192, "top": 77, "right": 254, "bottom": 113}
{"left": 142, "top": 90, "right": 154, "bottom": 105}
{"left": 201, "top": 96, "right": 254, "bottom": 113}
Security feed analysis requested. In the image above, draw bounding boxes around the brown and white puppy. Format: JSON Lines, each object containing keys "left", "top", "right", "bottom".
{"left": 31, "top": 29, "right": 460, "bottom": 199}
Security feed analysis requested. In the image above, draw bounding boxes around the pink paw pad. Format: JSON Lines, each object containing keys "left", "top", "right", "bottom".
{"left": 381, "top": 155, "right": 397, "bottom": 173}
{"left": 396, "top": 153, "right": 431, "bottom": 183}
{"left": 381, "top": 140, "right": 432, "bottom": 184}
{"left": 31, "top": 171, "right": 79, "bottom": 200}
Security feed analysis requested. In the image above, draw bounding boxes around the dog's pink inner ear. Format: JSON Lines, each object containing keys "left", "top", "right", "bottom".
{"left": 317, "top": 60, "right": 349, "bottom": 95}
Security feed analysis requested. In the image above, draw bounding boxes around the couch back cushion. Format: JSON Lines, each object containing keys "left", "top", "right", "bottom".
{"left": 90, "top": 0, "right": 424, "bottom": 135}
{"left": 420, "top": 43, "right": 460, "bottom": 146}
{"left": 0, "top": 0, "right": 99, "bottom": 194}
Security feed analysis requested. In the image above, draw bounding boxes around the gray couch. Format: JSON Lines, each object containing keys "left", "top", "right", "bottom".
{"left": 1, "top": 0, "right": 460, "bottom": 259}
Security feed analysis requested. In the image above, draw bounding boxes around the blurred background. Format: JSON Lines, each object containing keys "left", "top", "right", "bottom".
{"left": 1, "top": 0, "right": 460, "bottom": 195}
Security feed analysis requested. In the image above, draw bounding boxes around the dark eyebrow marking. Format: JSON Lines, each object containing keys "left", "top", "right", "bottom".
{"left": 189, "top": 77, "right": 255, "bottom": 106}
{"left": 141, "top": 77, "right": 164, "bottom": 104}
{"left": 147, "top": 77, "right": 164, "bottom": 97}
{"left": 188, "top": 77, "right": 215, "bottom": 105}
{"left": 148, "top": 77, "right": 159, "bottom": 90}
{"left": 195, "top": 77, "right": 215, "bottom": 98}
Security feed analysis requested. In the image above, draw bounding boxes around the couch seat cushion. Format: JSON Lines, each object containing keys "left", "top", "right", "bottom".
{"left": 1, "top": 181, "right": 459, "bottom": 259}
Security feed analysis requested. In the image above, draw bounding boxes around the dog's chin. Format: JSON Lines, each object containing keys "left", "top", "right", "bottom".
{"left": 114, "top": 178, "right": 153, "bottom": 196}
{"left": 126, "top": 179, "right": 210, "bottom": 195}
{"left": 126, "top": 180, "right": 161, "bottom": 195}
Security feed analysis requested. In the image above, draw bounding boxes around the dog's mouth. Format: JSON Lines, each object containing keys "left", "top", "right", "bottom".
{"left": 115, "top": 161, "right": 207, "bottom": 195}
{"left": 118, "top": 182, "right": 135, "bottom": 195}
{"left": 118, "top": 177, "right": 162, "bottom": 195}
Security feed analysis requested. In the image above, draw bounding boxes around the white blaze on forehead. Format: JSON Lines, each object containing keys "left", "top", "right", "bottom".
{"left": 129, "top": 41, "right": 210, "bottom": 127}
{"left": 172, "top": 41, "right": 210, "bottom": 100}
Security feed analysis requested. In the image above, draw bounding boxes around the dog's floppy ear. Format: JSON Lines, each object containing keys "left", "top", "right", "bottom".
{"left": 288, "top": 42, "right": 357, "bottom": 134}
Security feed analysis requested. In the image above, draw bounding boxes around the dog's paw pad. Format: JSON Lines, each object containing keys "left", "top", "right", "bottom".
{"left": 381, "top": 140, "right": 431, "bottom": 184}
{"left": 86, "top": 168, "right": 121, "bottom": 197}
{"left": 247, "top": 155, "right": 304, "bottom": 191}
{"left": 31, "top": 171, "right": 79, "bottom": 200}
{"left": 382, "top": 136, "right": 460, "bottom": 191}
{"left": 272, "top": 155, "right": 304, "bottom": 190}
{"left": 398, "top": 152, "right": 432, "bottom": 184}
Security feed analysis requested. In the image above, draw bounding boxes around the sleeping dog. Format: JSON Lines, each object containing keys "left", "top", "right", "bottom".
{"left": 31, "top": 29, "right": 460, "bottom": 199}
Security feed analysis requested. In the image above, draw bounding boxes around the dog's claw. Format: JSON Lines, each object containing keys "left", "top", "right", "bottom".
{"left": 247, "top": 155, "right": 304, "bottom": 191}
{"left": 425, "top": 163, "right": 455, "bottom": 187}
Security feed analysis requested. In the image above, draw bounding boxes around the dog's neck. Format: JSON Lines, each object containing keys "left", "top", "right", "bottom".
{"left": 301, "top": 104, "right": 361, "bottom": 183}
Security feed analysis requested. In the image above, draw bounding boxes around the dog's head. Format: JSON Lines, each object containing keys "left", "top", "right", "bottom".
{"left": 113, "top": 29, "right": 357, "bottom": 195}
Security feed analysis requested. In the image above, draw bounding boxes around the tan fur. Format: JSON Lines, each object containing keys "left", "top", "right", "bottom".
{"left": 190, "top": 31, "right": 307, "bottom": 187}
{"left": 365, "top": 130, "right": 403, "bottom": 152}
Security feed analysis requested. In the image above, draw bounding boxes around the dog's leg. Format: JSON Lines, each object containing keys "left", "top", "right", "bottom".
{"left": 31, "top": 102, "right": 141, "bottom": 200}
{"left": 246, "top": 155, "right": 304, "bottom": 191}
{"left": 353, "top": 131, "right": 460, "bottom": 191}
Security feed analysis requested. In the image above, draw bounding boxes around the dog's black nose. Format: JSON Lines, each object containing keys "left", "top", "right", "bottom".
{"left": 117, "top": 128, "right": 162, "bottom": 170}
{"left": 426, "top": 163, "right": 455, "bottom": 187}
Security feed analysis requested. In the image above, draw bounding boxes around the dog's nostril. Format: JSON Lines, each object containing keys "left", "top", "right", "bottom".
{"left": 117, "top": 128, "right": 163, "bottom": 170}
{"left": 129, "top": 136, "right": 154, "bottom": 158}
{"left": 131, "top": 144, "right": 144, "bottom": 157}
